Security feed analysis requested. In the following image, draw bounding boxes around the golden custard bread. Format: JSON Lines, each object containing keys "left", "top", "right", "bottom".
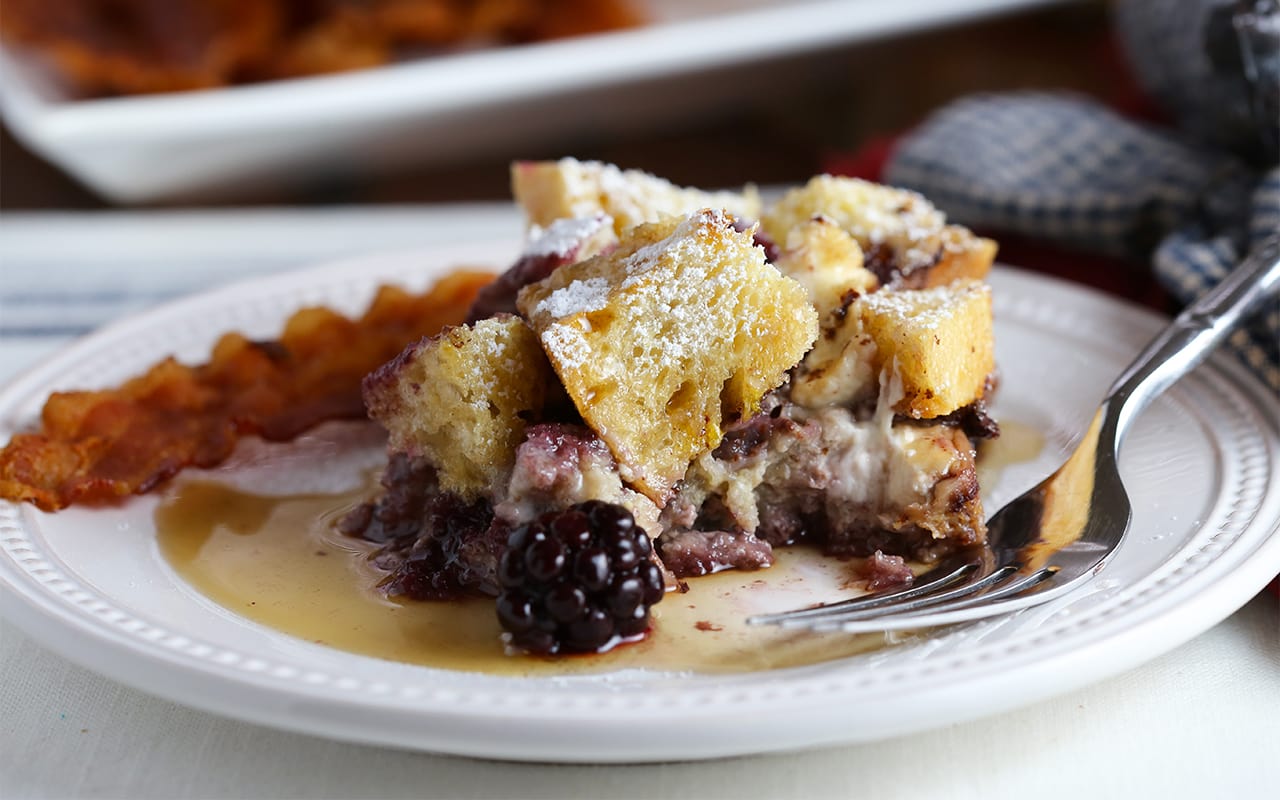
{"left": 517, "top": 209, "right": 819, "bottom": 501}
{"left": 512, "top": 158, "right": 762, "bottom": 236}
{"left": 362, "top": 314, "right": 553, "bottom": 498}
{"left": 855, "top": 281, "right": 994, "bottom": 418}
{"left": 791, "top": 280, "right": 994, "bottom": 418}
{"left": 771, "top": 216, "right": 880, "bottom": 319}
{"left": 762, "top": 174, "right": 997, "bottom": 289}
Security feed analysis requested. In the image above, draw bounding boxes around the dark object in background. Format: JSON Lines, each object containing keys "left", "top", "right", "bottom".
{"left": 1203, "top": 0, "right": 1279, "bottom": 163}
{"left": 1116, "top": 0, "right": 1279, "bottom": 165}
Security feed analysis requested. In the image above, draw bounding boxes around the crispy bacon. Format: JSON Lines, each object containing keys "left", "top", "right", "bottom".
{"left": 0, "top": 270, "right": 494, "bottom": 511}
{"left": 0, "top": 0, "right": 642, "bottom": 96}
{"left": 0, "top": 0, "right": 282, "bottom": 95}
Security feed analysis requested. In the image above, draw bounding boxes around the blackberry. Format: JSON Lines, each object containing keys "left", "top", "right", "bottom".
{"left": 496, "top": 501, "right": 665, "bottom": 655}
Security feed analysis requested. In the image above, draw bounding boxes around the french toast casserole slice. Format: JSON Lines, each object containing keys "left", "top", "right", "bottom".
{"left": 342, "top": 159, "right": 1000, "bottom": 651}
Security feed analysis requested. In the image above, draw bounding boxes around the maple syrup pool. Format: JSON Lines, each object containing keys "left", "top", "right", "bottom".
{"left": 154, "top": 421, "right": 1042, "bottom": 676}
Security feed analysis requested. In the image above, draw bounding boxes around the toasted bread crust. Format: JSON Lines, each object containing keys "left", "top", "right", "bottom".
{"left": 512, "top": 158, "right": 761, "bottom": 236}
{"left": 792, "top": 281, "right": 993, "bottom": 418}
{"left": 761, "top": 175, "right": 995, "bottom": 288}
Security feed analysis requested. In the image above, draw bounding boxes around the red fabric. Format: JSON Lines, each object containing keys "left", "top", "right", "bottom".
{"left": 1098, "top": 34, "right": 1171, "bottom": 126}
{"left": 823, "top": 136, "right": 901, "bottom": 184}
{"left": 969, "top": 235, "right": 1172, "bottom": 312}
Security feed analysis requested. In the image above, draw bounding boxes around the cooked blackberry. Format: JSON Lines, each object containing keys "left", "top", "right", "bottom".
{"left": 381, "top": 491, "right": 498, "bottom": 601}
{"left": 338, "top": 453, "right": 436, "bottom": 546}
{"left": 496, "top": 501, "right": 665, "bottom": 655}
{"left": 338, "top": 454, "right": 506, "bottom": 600}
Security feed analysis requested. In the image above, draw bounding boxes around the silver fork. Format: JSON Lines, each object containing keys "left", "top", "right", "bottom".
{"left": 749, "top": 236, "right": 1280, "bottom": 634}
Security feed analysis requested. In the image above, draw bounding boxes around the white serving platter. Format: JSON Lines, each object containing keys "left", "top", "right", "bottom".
{"left": 0, "top": 0, "right": 1066, "bottom": 202}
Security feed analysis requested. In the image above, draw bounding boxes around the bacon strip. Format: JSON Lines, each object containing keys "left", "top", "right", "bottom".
{"left": 0, "top": 270, "right": 493, "bottom": 511}
{"left": 0, "top": 0, "right": 642, "bottom": 96}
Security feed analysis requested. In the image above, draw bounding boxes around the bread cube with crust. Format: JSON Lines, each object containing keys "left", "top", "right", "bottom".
{"left": 772, "top": 216, "right": 879, "bottom": 319}
{"left": 512, "top": 158, "right": 762, "bottom": 236}
{"left": 363, "top": 315, "right": 553, "bottom": 498}
{"left": 761, "top": 175, "right": 995, "bottom": 289}
{"left": 517, "top": 209, "right": 818, "bottom": 502}
{"left": 930, "top": 227, "right": 999, "bottom": 287}
{"left": 792, "top": 281, "right": 993, "bottom": 418}
{"left": 858, "top": 281, "right": 993, "bottom": 418}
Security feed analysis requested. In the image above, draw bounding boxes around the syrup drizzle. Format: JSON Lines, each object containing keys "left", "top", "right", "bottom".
{"left": 155, "top": 421, "right": 1044, "bottom": 676}
{"left": 157, "top": 480, "right": 896, "bottom": 676}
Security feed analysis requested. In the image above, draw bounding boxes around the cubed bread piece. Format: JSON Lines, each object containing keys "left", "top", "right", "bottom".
{"left": 894, "top": 424, "right": 985, "bottom": 548}
{"left": 362, "top": 315, "right": 553, "bottom": 498}
{"left": 792, "top": 281, "right": 993, "bottom": 418}
{"left": 929, "top": 227, "right": 999, "bottom": 287}
{"left": 773, "top": 216, "right": 879, "bottom": 319}
{"left": 819, "top": 418, "right": 985, "bottom": 552}
{"left": 860, "top": 281, "right": 994, "bottom": 418}
{"left": 512, "top": 158, "right": 761, "bottom": 236}
{"left": 761, "top": 175, "right": 995, "bottom": 288}
{"left": 517, "top": 209, "right": 818, "bottom": 501}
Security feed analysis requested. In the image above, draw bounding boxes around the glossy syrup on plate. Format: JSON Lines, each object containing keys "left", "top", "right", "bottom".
{"left": 977, "top": 419, "right": 1046, "bottom": 491}
{"left": 155, "top": 421, "right": 1043, "bottom": 677}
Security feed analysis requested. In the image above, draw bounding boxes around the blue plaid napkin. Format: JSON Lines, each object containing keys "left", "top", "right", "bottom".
{"left": 883, "top": 1, "right": 1279, "bottom": 392}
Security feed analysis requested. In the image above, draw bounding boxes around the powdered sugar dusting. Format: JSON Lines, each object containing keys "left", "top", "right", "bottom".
{"left": 534, "top": 207, "right": 788, "bottom": 383}
{"left": 525, "top": 214, "right": 610, "bottom": 259}
{"left": 826, "top": 178, "right": 943, "bottom": 268}
{"left": 552, "top": 158, "right": 758, "bottom": 232}
{"left": 767, "top": 175, "right": 948, "bottom": 273}
{"left": 621, "top": 209, "right": 729, "bottom": 286}
{"left": 859, "top": 282, "right": 984, "bottom": 332}
{"left": 536, "top": 276, "right": 610, "bottom": 318}
{"left": 540, "top": 321, "right": 592, "bottom": 370}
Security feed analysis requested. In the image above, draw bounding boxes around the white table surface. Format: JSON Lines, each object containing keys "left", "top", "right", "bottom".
{"left": 1, "top": 209, "right": 1276, "bottom": 799}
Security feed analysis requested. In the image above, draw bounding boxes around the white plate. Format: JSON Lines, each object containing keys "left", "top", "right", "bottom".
{"left": 0, "top": 0, "right": 1065, "bottom": 202}
{"left": 0, "top": 246, "right": 1277, "bottom": 763}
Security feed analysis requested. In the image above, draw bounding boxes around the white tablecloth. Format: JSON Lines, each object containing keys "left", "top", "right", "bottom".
{"left": 1, "top": 209, "right": 1276, "bottom": 799}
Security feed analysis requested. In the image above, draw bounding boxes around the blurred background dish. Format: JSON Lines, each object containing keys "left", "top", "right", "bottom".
{"left": 0, "top": 0, "right": 1068, "bottom": 202}
{"left": 0, "top": 0, "right": 644, "bottom": 96}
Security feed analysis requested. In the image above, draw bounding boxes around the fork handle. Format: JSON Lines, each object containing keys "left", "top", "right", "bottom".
{"left": 1106, "top": 235, "right": 1280, "bottom": 442}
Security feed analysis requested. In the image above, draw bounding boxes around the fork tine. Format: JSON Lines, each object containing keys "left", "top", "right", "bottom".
{"left": 778, "top": 564, "right": 1023, "bottom": 629}
{"left": 803, "top": 567, "right": 1096, "bottom": 633}
{"left": 745, "top": 561, "right": 978, "bottom": 626}
{"left": 798, "top": 566, "right": 1062, "bottom": 632}
{"left": 898, "top": 565, "right": 1059, "bottom": 613}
